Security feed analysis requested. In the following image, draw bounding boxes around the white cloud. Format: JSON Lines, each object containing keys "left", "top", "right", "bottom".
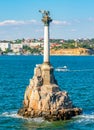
{"left": 35, "top": 29, "right": 43, "bottom": 32}
{"left": 71, "top": 29, "right": 77, "bottom": 32}
{"left": 52, "top": 20, "right": 71, "bottom": 25}
{"left": 73, "top": 19, "right": 80, "bottom": 23}
{"left": 0, "top": 19, "right": 71, "bottom": 27}
{"left": 0, "top": 19, "right": 38, "bottom": 26}
{"left": 0, "top": 20, "right": 24, "bottom": 26}
{"left": 29, "top": 19, "right": 37, "bottom": 23}
{"left": 88, "top": 17, "right": 94, "bottom": 22}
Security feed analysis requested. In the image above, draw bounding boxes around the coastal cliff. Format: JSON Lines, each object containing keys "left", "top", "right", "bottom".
{"left": 50, "top": 48, "right": 93, "bottom": 55}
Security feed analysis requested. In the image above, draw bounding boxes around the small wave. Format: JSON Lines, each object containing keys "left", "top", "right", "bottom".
{"left": 0, "top": 111, "right": 24, "bottom": 119}
{"left": 26, "top": 117, "right": 46, "bottom": 123}
{"left": 0, "top": 111, "right": 45, "bottom": 123}
{"left": 79, "top": 114, "right": 94, "bottom": 120}
{"left": 74, "top": 113, "right": 94, "bottom": 123}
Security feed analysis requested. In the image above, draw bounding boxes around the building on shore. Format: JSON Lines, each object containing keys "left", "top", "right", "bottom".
{"left": 10, "top": 43, "right": 23, "bottom": 53}
{"left": 0, "top": 42, "right": 11, "bottom": 51}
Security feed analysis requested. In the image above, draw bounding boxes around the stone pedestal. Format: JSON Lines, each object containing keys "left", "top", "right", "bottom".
{"left": 18, "top": 63, "right": 82, "bottom": 121}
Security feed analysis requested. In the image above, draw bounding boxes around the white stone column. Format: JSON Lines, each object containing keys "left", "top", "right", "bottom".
{"left": 44, "top": 25, "right": 49, "bottom": 63}
{"left": 39, "top": 10, "right": 52, "bottom": 64}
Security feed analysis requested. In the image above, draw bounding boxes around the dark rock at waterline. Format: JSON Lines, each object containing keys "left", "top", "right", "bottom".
{"left": 18, "top": 107, "right": 82, "bottom": 121}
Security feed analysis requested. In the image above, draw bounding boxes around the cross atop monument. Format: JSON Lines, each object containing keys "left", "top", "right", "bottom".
{"left": 39, "top": 10, "right": 52, "bottom": 64}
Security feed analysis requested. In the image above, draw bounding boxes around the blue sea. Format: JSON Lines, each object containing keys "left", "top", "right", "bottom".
{"left": 0, "top": 55, "right": 94, "bottom": 130}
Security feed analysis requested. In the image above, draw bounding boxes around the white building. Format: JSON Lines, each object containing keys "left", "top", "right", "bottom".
{"left": 0, "top": 42, "right": 11, "bottom": 51}
{"left": 10, "top": 44, "right": 23, "bottom": 53}
{"left": 22, "top": 42, "right": 43, "bottom": 47}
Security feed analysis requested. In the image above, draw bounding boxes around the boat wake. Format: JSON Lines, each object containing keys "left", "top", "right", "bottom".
{"left": 55, "top": 66, "right": 94, "bottom": 72}
{"left": 55, "top": 66, "right": 69, "bottom": 72}
{"left": 71, "top": 69, "right": 94, "bottom": 72}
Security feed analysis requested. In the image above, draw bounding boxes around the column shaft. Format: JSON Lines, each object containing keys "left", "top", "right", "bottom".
{"left": 44, "top": 25, "right": 50, "bottom": 63}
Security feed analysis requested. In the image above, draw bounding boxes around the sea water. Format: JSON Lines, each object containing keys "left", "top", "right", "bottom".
{"left": 0, "top": 55, "right": 94, "bottom": 130}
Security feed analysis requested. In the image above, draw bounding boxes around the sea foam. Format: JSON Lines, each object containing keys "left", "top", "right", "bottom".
{"left": 74, "top": 113, "right": 94, "bottom": 124}
{"left": 0, "top": 111, "right": 23, "bottom": 119}
{"left": 0, "top": 111, "right": 46, "bottom": 123}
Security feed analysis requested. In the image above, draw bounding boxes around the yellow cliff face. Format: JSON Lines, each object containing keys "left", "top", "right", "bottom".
{"left": 50, "top": 48, "right": 90, "bottom": 55}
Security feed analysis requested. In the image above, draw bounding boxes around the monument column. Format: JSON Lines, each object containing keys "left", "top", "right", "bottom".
{"left": 39, "top": 10, "right": 52, "bottom": 64}
{"left": 44, "top": 24, "right": 49, "bottom": 63}
{"left": 39, "top": 10, "right": 54, "bottom": 85}
{"left": 18, "top": 10, "right": 82, "bottom": 121}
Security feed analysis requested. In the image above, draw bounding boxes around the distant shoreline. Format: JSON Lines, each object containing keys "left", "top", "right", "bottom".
{"left": 0, "top": 54, "right": 94, "bottom": 56}
{"left": 0, "top": 48, "right": 94, "bottom": 56}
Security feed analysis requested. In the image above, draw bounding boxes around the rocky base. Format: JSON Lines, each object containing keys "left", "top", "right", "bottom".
{"left": 18, "top": 107, "right": 82, "bottom": 121}
{"left": 18, "top": 63, "right": 82, "bottom": 121}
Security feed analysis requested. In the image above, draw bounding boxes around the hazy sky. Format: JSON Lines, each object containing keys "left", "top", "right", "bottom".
{"left": 0, "top": 0, "right": 94, "bottom": 40}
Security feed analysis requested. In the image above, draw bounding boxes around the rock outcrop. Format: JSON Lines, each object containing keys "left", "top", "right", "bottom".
{"left": 50, "top": 48, "right": 93, "bottom": 55}
{"left": 18, "top": 63, "right": 82, "bottom": 121}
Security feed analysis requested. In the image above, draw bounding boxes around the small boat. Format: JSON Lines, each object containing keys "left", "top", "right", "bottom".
{"left": 55, "top": 66, "right": 69, "bottom": 72}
